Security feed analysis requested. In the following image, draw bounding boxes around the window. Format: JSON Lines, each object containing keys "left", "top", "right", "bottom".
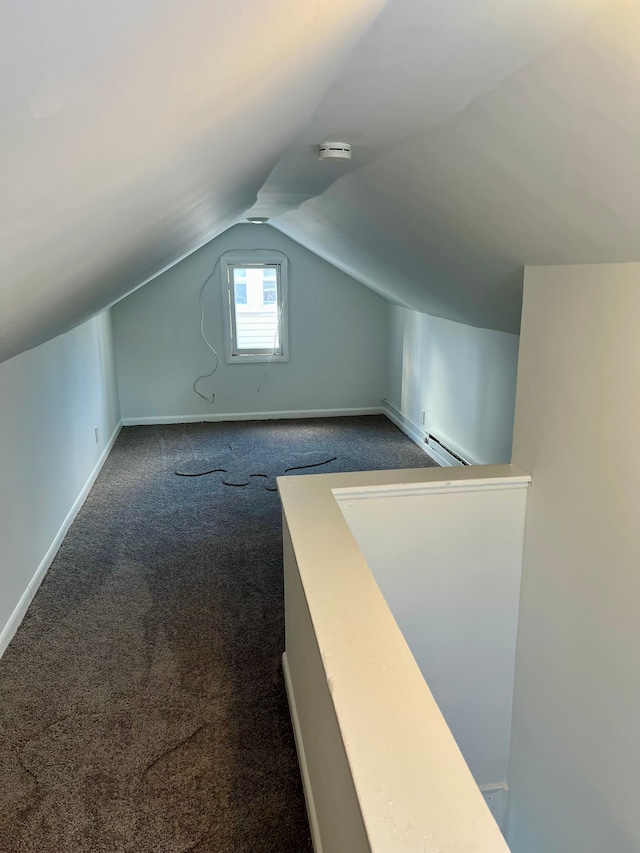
{"left": 262, "top": 270, "right": 277, "bottom": 305}
{"left": 221, "top": 251, "right": 289, "bottom": 363}
{"left": 234, "top": 269, "right": 247, "bottom": 305}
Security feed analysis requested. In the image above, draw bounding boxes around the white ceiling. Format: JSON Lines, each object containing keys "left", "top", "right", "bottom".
{"left": 2, "top": 0, "right": 639, "bottom": 360}
{"left": 252, "top": 0, "right": 638, "bottom": 333}
{"left": 0, "top": 0, "right": 385, "bottom": 361}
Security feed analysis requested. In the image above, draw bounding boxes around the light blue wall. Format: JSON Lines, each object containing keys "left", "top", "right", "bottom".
{"left": 112, "top": 225, "right": 389, "bottom": 421}
{"left": 387, "top": 305, "right": 519, "bottom": 464}
{"left": 0, "top": 311, "right": 121, "bottom": 651}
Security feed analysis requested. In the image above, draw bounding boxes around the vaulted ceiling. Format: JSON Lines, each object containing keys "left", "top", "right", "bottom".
{"left": 2, "top": 0, "right": 638, "bottom": 362}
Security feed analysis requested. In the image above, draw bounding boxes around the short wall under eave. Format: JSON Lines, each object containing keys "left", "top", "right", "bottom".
{"left": 0, "top": 312, "right": 121, "bottom": 657}
{"left": 387, "top": 306, "right": 519, "bottom": 464}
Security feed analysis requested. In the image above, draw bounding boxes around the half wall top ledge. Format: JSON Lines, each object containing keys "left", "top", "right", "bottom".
{"left": 4, "top": 0, "right": 640, "bottom": 360}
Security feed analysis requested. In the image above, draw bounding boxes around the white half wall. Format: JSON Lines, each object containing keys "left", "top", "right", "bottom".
{"left": 280, "top": 465, "right": 521, "bottom": 853}
{"left": 508, "top": 263, "right": 640, "bottom": 852}
{"left": 0, "top": 311, "right": 121, "bottom": 656}
{"left": 337, "top": 479, "right": 527, "bottom": 792}
{"left": 112, "top": 225, "right": 389, "bottom": 422}
{"left": 387, "top": 305, "right": 519, "bottom": 463}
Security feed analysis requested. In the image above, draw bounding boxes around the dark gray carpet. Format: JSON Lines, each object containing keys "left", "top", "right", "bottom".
{"left": 0, "top": 415, "right": 437, "bottom": 852}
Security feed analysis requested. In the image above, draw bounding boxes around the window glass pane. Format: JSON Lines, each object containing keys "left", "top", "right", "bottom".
{"left": 233, "top": 265, "right": 280, "bottom": 352}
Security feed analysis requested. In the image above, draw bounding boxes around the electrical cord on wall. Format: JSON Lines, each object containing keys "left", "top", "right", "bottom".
{"left": 193, "top": 259, "right": 221, "bottom": 405}
{"left": 193, "top": 249, "right": 291, "bottom": 404}
{"left": 255, "top": 278, "right": 289, "bottom": 393}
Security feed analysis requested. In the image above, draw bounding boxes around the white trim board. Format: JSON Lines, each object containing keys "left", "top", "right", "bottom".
{"left": 381, "top": 399, "right": 428, "bottom": 451}
{"left": 283, "top": 652, "right": 324, "bottom": 853}
{"left": 332, "top": 474, "right": 530, "bottom": 503}
{"left": 122, "top": 407, "right": 383, "bottom": 426}
{"left": 0, "top": 419, "right": 123, "bottom": 659}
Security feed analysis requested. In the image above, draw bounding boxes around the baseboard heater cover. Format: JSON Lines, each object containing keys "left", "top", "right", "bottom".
{"left": 426, "top": 433, "right": 471, "bottom": 466}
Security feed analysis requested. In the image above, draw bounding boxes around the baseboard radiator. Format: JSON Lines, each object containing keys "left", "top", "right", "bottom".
{"left": 381, "top": 400, "right": 475, "bottom": 467}
{"left": 426, "top": 432, "right": 471, "bottom": 466}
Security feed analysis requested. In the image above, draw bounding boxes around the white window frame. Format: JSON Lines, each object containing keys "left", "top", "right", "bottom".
{"left": 220, "top": 251, "right": 289, "bottom": 364}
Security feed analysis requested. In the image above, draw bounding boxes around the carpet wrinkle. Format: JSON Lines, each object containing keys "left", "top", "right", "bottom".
{"left": 0, "top": 415, "right": 436, "bottom": 852}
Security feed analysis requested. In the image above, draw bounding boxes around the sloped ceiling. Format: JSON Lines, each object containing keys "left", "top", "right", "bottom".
{"left": 250, "top": 0, "right": 640, "bottom": 333}
{"left": 3, "top": 0, "right": 639, "bottom": 362}
{"left": 0, "top": 0, "right": 386, "bottom": 362}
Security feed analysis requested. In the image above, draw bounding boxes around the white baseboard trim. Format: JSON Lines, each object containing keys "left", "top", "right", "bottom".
{"left": 0, "top": 419, "right": 123, "bottom": 660}
{"left": 381, "top": 400, "right": 432, "bottom": 455}
{"left": 123, "top": 407, "right": 383, "bottom": 426}
{"left": 480, "top": 782, "right": 509, "bottom": 833}
{"left": 282, "top": 652, "right": 324, "bottom": 853}
{"left": 0, "top": 588, "right": 32, "bottom": 662}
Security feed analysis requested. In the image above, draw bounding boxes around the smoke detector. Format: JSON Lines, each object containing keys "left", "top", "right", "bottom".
{"left": 318, "top": 141, "right": 352, "bottom": 161}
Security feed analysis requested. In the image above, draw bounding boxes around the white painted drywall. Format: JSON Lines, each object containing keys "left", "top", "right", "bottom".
{"left": 387, "top": 305, "right": 519, "bottom": 463}
{"left": 0, "top": 311, "right": 121, "bottom": 650}
{"left": 112, "top": 225, "right": 389, "bottom": 421}
{"left": 507, "top": 263, "right": 640, "bottom": 852}
{"left": 338, "top": 482, "right": 527, "bottom": 790}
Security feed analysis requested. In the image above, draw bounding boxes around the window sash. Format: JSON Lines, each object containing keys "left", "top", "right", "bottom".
{"left": 226, "top": 262, "right": 284, "bottom": 357}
